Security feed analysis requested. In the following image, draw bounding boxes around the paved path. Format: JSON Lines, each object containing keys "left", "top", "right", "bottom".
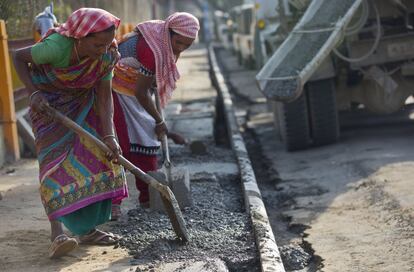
{"left": 0, "top": 47, "right": 240, "bottom": 272}
{"left": 219, "top": 46, "right": 414, "bottom": 272}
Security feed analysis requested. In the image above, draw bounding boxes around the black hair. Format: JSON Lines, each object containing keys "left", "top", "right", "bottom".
{"left": 86, "top": 24, "right": 116, "bottom": 37}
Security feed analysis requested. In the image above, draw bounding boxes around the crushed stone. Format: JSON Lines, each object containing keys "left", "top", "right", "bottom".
{"left": 111, "top": 145, "right": 259, "bottom": 272}
{"left": 279, "top": 244, "right": 312, "bottom": 271}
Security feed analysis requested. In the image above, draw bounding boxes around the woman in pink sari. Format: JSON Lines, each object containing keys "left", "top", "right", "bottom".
{"left": 111, "top": 12, "right": 199, "bottom": 218}
{"left": 13, "top": 8, "right": 128, "bottom": 258}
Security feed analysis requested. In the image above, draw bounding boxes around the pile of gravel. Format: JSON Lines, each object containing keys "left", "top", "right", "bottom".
{"left": 111, "top": 146, "right": 259, "bottom": 272}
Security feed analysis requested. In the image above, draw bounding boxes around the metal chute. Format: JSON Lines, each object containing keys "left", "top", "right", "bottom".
{"left": 256, "top": 0, "right": 364, "bottom": 101}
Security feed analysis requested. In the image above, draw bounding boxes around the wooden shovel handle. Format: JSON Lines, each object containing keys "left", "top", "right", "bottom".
{"left": 154, "top": 89, "right": 171, "bottom": 167}
{"left": 47, "top": 106, "right": 167, "bottom": 192}
{"left": 46, "top": 106, "right": 189, "bottom": 242}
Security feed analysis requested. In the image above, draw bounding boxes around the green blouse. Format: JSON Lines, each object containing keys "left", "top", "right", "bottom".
{"left": 31, "top": 33, "right": 112, "bottom": 80}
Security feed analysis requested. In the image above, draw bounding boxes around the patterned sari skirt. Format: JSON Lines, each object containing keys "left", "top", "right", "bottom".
{"left": 31, "top": 88, "right": 128, "bottom": 235}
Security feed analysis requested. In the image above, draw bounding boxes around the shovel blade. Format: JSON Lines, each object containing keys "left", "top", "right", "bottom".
{"left": 160, "top": 187, "right": 190, "bottom": 243}
{"left": 147, "top": 171, "right": 189, "bottom": 242}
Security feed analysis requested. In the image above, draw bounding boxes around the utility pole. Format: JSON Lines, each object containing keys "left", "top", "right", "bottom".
{"left": 152, "top": 0, "right": 157, "bottom": 19}
{"left": 169, "top": 0, "right": 176, "bottom": 14}
{"left": 123, "top": 0, "right": 129, "bottom": 23}
{"left": 278, "top": 0, "right": 289, "bottom": 37}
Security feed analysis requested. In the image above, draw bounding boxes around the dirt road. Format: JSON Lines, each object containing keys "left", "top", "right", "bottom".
{"left": 0, "top": 47, "right": 259, "bottom": 272}
{"left": 0, "top": 158, "right": 136, "bottom": 272}
{"left": 217, "top": 47, "right": 414, "bottom": 272}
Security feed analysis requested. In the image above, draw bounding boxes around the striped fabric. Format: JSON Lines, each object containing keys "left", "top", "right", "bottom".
{"left": 29, "top": 8, "right": 127, "bottom": 221}
{"left": 31, "top": 49, "right": 118, "bottom": 91}
{"left": 30, "top": 48, "right": 126, "bottom": 220}
{"left": 45, "top": 8, "right": 120, "bottom": 39}
{"left": 112, "top": 34, "right": 156, "bottom": 96}
{"left": 136, "top": 12, "right": 200, "bottom": 107}
{"left": 117, "top": 34, "right": 155, "bottom": 77}
{"left": 113, "top": 33, "right": 160, "bottom": 156}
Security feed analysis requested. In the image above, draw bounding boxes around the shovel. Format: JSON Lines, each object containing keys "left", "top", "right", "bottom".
{"left": 47, "top": 105, "right": 189, "bottom": 243}
{"left": 150, "top": 91, "right": 192, "bottom": 210}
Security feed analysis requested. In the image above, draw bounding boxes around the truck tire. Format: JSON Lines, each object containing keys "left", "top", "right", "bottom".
{"left": 270, "top": 101, "right": 282, "bottom": 140}
{"left": 306, "top": 78, "right": 339, "bottom": 146}
{"left": 275, "top": 92, "right": 311, "bottom": 151}
{"left": 237, "top": 51, "right": 242, "bottom": 65}
{"left": 247, "top": 55, "right": 255, "bottom": 70}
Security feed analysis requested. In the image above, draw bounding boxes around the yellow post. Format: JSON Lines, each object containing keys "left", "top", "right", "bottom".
{"left": 121, "top": 24, "right": 128, "bottom": 36}
{"left": 33, "top": 30, "right": 41, "bottom": 43}
{"left": 0, "top": 20, "right": 20, "bottom": 161}
{"left": 116, "top": 24, "right": 129, "bottom": 41}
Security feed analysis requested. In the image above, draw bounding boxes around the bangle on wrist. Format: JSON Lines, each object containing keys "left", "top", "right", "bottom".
{"left": 103, "top": 134, "right": 116, "bottom": 141}
{"left": 29, "top": 91, "right": 40, "bottom": 102}
{"left": 155, "top": 120, "right": 164, "bottom": 126}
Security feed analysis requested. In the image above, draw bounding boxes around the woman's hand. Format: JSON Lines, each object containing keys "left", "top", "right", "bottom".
{"left": 30, "top": 92, "right": 53, "bottom": 120}
{"left": 168, "top": 132, "right": 187, "bottom": 145}
{"left": 155, "top": 121, "right": 168, "bottom": 141}
{"left": 103, "top": 136, "right": 122, "bottom": 163}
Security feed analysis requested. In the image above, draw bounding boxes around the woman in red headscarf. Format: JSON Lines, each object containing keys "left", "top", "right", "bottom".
{"left": 111, "top": 12, "right": 200, "bottom": 218}
{"left": 13, "top": 8, "right": 128, "bottom": 257}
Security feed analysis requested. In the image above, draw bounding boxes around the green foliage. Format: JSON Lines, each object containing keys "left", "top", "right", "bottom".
{"left": 0, "top": 0, "right": 151, "bottom": 40}
{"left": 0, "top": 0, "right": 48, "bottom": 39}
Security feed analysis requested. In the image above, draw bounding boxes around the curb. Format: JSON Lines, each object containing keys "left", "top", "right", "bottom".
{"left": 208, "top": 44, "right": 286, "bottom": 272}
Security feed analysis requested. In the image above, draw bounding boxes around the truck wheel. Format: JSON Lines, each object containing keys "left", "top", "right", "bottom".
{"left": 276, "top": 92, "right": 311, "bottom": 151}
{"left": 306, "top": 78, "right": 339, "bottom": 146}
{"left": 247, "top": 56, "right": 255, "bottom": 70}
{"left": 237, "top": 52, "right": 242, "bottom": 65}
{"left": 270, "top": 101, "right": 282, "bottom": 140}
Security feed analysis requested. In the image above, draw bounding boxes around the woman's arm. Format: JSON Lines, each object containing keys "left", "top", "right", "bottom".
{"left": 13, "top": 46, "right": 49, "bottom": 114}
{"left": 13, "top": 47, "right": 39, "bottom": 94}
{"left": 134, "top": 74, "right": 168, "bottom": 139}
{"left": 97, "top": 79, "right": 121, "bottom": 161}
{"left": 134, "top": 74, "right": 161, "bottom": 122}
{"left": 167, "top": 131, "right": 187, "bottom": 145}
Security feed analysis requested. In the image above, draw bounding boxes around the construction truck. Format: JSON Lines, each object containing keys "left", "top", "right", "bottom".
{"left": 226, "top": 0, "right": 310, "bottom": 67}
{"left": 237, "top": 3, "right": 256, "bottom": 68}
{"left": 253, "top": 0, "right": 305, "bottom": 68}
{"left": 213, "top": 10, "right": 232, "bottom": 50}
{"left": 231, "top": 0, "right": 283, "bottom": 69}
{"left": 256, "top": 0, "right": 414, "bottom": 151}
{"left": 229, "top": 5, "right": 242, "bottom": 58}
{"left": 229, "top": 3, "right": 256, "bottom": 67}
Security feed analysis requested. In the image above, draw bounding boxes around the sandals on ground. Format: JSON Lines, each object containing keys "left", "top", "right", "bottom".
{"left": 48, "top": 234, "right": 78, "bottom": 258}
{"left": 79, "top": 229, "right": 122, "bottom": 245}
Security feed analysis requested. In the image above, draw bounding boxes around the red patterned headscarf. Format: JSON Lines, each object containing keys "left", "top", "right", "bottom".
{"left": 52, "top": 8, "right": 120, "bottom": 39}
{"left": 136, "top": 12, "right": 200, "bottom": 107}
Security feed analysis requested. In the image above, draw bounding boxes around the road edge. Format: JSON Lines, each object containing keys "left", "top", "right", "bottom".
{"left": 208, "top": 44, "right": 286, "bottom": 272}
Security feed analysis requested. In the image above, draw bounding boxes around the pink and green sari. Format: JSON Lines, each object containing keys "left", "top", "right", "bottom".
{"left": 30, "top": 48, "right": 127, "bottom": 235}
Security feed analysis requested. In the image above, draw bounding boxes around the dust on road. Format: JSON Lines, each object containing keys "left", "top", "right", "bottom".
{"left": 113, "top": 145, "right": 259, "bottom": 272}
{"left": 218, "top": 47, "right": 414, "bottom": 272}
{"left": 0, "top": 160, "right": 133, "bottom": 272}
